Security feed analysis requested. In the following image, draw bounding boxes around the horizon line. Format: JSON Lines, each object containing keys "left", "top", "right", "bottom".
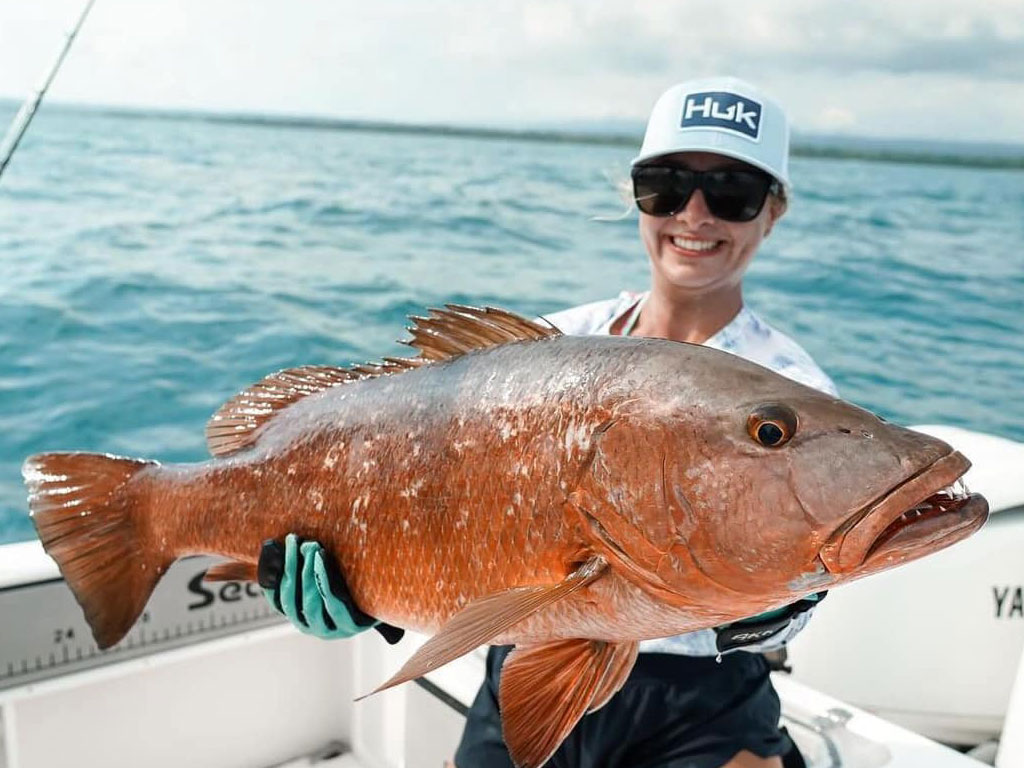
{"left": 3, "top": 97, "right": 1023, "bottom": 171}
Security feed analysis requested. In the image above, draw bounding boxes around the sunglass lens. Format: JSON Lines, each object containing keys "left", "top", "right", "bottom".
{"left": 632, "top": 166, "right": 694, "bottom": 216}
{"left": 701, "top": 170, "right": 772, "bottom": 222}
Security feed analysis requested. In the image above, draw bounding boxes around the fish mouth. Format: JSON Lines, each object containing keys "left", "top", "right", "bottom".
{"left": 819, "top": 451, "right": 988, "bottom": 574}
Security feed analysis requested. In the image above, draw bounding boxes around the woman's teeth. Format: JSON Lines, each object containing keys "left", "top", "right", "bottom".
{"left": 671, "top": 236, "right": 719, "bottom": 252}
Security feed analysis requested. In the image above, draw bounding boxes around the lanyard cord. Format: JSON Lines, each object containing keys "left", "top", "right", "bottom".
{"left": 616, "top": 294, "right": 648, "bottom": 337}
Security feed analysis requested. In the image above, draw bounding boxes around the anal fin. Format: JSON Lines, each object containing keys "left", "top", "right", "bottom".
{"left": 363, "top": 556, "right": 607, "bottom": 698}
{"left": 204, "top": 560, "right": 258, "bottom": 582}
{"left": 500, "top": 638, "right": 640, "bottom": 768}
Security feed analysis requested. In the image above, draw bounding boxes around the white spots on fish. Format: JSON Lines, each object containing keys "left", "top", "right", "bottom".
{"left": 399, "top": 478, "right": 425, "bottom": 499}
{"left": 505, "top": 506, "right": 515, "bottom": 518}
{"left": 401, "top": 519, "right": 411, "bottom": 533}
{"left": 350, "top": 495, "right": 365, "bottom": 519}
{"left": 411, "top": 443, "right": 421, "bottom": 458}
{"left": 562, "top": 420, "right": 591, "bottom": 454}
{"left": 435, "top": 579, "right": 446, "bottom": 593}
{"left": 286, "top": 465, "right": 298, "bottom": 476}
{"left": 513, "top": 462, "right": 532, "bottom": 478}
{"left": 498, "top": 421, "right": 519, "bottom": 441}
{"left": 450, "top": 506, "right": 469, "bottom": 530}
{"left": 307, "top": 488, "right": 325, "bottom": 512}
{"left": 452, "top": 438, "right": 475, "bottom": 454}
{"left": 322, "top": 444, "right": 344, "bottom": 470}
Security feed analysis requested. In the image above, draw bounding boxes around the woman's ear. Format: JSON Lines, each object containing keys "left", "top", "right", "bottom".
{"left": 763, "top": 194, "right": 787, "bottom": 237}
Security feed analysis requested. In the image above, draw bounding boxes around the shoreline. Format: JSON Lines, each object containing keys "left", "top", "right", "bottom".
{"left": 2, "top": 99, "right": 1023, "bottom": 171}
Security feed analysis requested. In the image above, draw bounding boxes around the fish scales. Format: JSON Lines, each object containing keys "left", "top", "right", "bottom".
{"left": 23, "top": 306, "right": 989, "bottom": 768}
{"left": 132, "top": 336, "right": 649, "bottom": 637}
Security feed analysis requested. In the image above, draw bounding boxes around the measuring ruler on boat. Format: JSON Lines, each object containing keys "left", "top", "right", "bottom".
{"left": 0, "top": 553, "right": 283, "bottom": 692}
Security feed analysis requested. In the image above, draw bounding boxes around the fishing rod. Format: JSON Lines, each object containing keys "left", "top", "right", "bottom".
{"left": 0, "top": 0, "right": 96, "bottom": 183}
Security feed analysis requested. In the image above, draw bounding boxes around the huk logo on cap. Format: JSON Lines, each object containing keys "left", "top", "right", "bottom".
{"left": 680, "top": 91, "right": 762, "bottom": 140}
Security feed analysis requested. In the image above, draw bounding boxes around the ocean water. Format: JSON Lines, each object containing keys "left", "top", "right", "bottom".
{"left": 1, "top": 106, "right": 1022, "bottom": 545}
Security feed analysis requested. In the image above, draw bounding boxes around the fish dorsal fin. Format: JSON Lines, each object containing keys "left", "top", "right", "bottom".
{"left": 404, "top": 304, "right": 560, "bottom": 361}
{"left": 361, "top": 556, "right": 607, "bottom": 699}
{"left": 500, "top": 638, "right": 640, "bottom": 767}
{"left": 205, "top": 362, "right": 420, "bottom": 457}
{"left": 206, "top": 305, "right": 559, "bottom": 457}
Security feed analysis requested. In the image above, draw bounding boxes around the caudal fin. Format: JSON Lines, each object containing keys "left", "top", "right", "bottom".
{"left": 23, "top": 452, "right": 170, "bottom": 649}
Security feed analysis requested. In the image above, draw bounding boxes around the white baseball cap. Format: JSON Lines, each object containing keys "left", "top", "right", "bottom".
{"left": 633, "top": 76, "right": 790, "bottom": 188}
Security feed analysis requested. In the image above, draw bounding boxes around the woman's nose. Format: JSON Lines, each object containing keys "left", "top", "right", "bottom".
{"left": 674, "top": 188, "right": 715, "bottom": 226}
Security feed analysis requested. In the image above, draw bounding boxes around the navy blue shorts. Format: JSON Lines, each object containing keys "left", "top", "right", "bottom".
{"left": 454, "top": 646, "right": 800, "bottom": 768}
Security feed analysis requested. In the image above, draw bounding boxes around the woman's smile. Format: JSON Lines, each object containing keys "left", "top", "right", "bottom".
{"left": 667, "top": 234, "right": 726, "bottom": 257}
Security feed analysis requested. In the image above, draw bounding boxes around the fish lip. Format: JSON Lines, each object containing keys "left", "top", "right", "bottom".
{"left": 819, "top": 451, "right": 980, "bottom": 573}
{"left": 859, "top": 492, "right": 988, "bottom": 570}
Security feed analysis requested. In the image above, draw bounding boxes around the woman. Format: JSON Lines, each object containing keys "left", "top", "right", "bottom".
{"left": 260, "top": 77, "right": 836, "bottom": 768}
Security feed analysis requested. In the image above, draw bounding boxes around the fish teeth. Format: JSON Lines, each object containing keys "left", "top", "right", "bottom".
{"left": 935, "top": 479, "right": 969, "bottom": 501}
{"left": 902, "top": 506, "right": 927, "bottom": 521}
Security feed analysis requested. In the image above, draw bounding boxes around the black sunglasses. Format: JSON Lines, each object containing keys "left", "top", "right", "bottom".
{"left": 631, "top": 165, "right": 781, "bottom": 223}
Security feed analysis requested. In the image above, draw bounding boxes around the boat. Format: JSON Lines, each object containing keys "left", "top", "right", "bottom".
{"left": 788, "top": 425, "right": 1024, "bottom": 758}
{"left": 1, "top": 425, "right": 1020, "bottom": 767}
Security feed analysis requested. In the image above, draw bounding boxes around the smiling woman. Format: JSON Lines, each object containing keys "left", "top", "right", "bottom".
{"left": 252, "top": 76, "right": 844, "bottom": 768}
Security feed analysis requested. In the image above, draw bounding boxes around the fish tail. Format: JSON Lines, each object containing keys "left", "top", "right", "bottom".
{"left": 23, "top": 452, "right": 171, "bottom": 649}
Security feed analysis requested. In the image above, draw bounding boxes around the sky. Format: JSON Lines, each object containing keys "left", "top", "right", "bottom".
{"left": 1, "top": 0, "right": 1023, "bottom": 144}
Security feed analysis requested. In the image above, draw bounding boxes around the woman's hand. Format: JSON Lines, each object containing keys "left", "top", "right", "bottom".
{"left": 257, "top": 533, "right": 404, "bottom": 643}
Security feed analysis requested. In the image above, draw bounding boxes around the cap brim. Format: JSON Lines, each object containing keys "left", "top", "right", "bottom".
{"left": 631, "top": 147, "right": 790, "bottom": 189}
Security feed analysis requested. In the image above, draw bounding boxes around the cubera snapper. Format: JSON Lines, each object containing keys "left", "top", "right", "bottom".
{"left": 24, "top": 305, "right": 987, "bottom": 768}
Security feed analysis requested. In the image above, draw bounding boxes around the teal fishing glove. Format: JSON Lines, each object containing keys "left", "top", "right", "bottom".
{"left": 258, "top": 533, "right": 404, "bottom": 644}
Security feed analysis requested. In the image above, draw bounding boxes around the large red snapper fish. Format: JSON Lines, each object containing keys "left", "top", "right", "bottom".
{"left": 24, "top": 306, "right": 987, "bottom": 768}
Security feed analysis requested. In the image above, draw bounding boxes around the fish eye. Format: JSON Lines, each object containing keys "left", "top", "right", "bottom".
{"left": 747, "top": 404, "right": 798, "bottom": 448}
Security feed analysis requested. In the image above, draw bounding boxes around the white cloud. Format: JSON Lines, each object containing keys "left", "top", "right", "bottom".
{"left": 815, "top": 107, "right": 857, "bottom": 133}
{"left": 0, "top": 0, "right": 1021, "bottom": 143}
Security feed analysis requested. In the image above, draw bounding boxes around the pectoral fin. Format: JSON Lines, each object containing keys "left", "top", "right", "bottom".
{"left": 499, "top": 638, "right": 640, "bottom": 768}
{"left": 363, "top": 556, "right": 607, "bottom": 698}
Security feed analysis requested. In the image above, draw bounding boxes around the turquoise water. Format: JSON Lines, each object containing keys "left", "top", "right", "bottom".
{"left": 1, "top": 107, "right": 1022, "bottom": 545}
